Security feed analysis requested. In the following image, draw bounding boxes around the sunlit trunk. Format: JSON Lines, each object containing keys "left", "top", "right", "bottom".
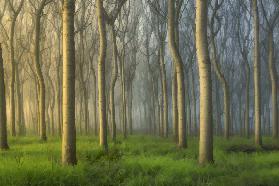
{"left": 196, "top": 0, "right": 213, "bottom": 164}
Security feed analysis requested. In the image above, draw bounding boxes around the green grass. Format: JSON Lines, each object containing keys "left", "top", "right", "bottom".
{"left": 0, "top": 135, "right": 279, "bottom": 186}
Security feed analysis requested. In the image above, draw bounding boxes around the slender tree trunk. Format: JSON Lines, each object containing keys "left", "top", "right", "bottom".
{"left": 159, "top": 45, "right": 168, "bottom": 138}
{"left": 191, "top": 66, "right": 197, "bottom": 136}
{"left": 120, "top": 54, "right": 127, "bottom": 138}
{"left": 34, "top": 4, "right": 47, "bottom": 141}
{"left": 210, "top": 35, "right": 230, "bottom": 140}
{"left": 168, "top": 0, "right": 186, "bottom": 148}
{"left": 267, "top": 31, "right": 278, "bottom": 139}
{"left": 91, "top": 68, "right": 97, "bottom": 136}
{"left": 172, "top": 67, "right": 178, "bottom": 142}
{"left": 97, "top": 0, "right": 108, "bottom": 151}
{"left": 252, "top": 0, "right": 262, "bottom": 146}
{"left": 109, "top": 26, "right": 118, "bottom": 142}
{"left": 15, "top": 63, "right": 23, "bottom": 135}
{"left": 0, "top": 44, "right": 9, "bottom": 150}
{"left": 57, "top": 40, "right": 62, "bottom": 137}
{"left": 196, "top": 0, "right": 213, "bottom": 164}
{"left": 62, "top": 0, "right": 77, "bottom": 165}
{"left": 244, "top": 59, "right": 250, "bottom": 138}
{"left": 10, "top": 15, "right": 17, "bottom": 137}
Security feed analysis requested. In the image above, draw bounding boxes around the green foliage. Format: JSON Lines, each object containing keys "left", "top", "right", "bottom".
{"left": 0, "top": 136, "right": 279, "bottom": 186}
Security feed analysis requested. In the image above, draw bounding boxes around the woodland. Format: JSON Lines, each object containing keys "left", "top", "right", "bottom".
{"left": 0, "top": 0, "right": 278, "bottom": 186}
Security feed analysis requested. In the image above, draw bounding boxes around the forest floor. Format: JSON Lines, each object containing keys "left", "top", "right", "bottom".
{"left": 0, "top": 135, "right": 279, "bottom": 186}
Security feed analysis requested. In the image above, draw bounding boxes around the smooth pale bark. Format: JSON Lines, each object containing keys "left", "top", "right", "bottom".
{"left": 62, "top": 0, "right": 77, "bottom": 165}
{"left": 34, "top": 0, "right": 48, "bottom": 141}
{"left": 97, "top": 0, "right": 108, "bottom": 151}
{"left": 196, "top": 0, "right": 213, "bottom": 164}
{"left": 8, "top": 0, "right": 24, "bottom": 137}
{"left": 120, "top": 53, "right": 127, "bottom": 138}
{"left": 168, "top": 0, "right": 186, "bottom": 148}
{"left": 267, "top": 31, "right": 278, "bottom": 139}
{"left": 252, "top": 0, "right": 262, "bottom": 146}
{"left": 0, "top": 44, "right": 8, "bottom": 150}
{"left": 109, "top": 26, "right": 118, "bottom": 142}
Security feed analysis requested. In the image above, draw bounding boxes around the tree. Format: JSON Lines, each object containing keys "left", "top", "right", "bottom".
{"left": 0, "top": 44, "right": 8, "bottom": 150}
{"left": 196, "top": 0, "right": 213, "bottom": 164}
{"left": 260, "top": 0, "right": 279, "bottom": 140}
{"left": 168, "top": 0, "right": 186, "bottom": 148}
{"left": 61, "top": 0, "right": 77, "bottom": 165}
{"left": 209, "top": 0, "right": 231, "bottom": 139}
{"left": 32, "top": 0, "right": 52, "bottom": 141}
{"left": 7, "top": 0, "right": 24, "bottom": 137}
{"left": 252, "top": 0, "right": 262, "bottom": 147}
{"left": 96, "top": 0, "right": 108, "bottom": 151}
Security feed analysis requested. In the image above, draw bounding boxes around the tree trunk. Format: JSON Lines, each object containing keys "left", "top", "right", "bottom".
{"left": 267, "top": 31, "right": 278, "bottom": 139}
{"left": 210, "top": 33, "right": 230, "bottom": 140}
{"left": 15, "top": 63, "right": 23, "bottom": 135}
{"left": 172, "top": 67, "right": 178, "bottom": 142}
{"left": 97, "top": 0, "right": 108, "bottom": 151}
{"left": 91, "top": 68, "right": 97, "bottom": 136}
{"left": 159, "top": 45, "right": 168, "bottom": 138}
{"left": 62, "top": 0, "right": 77, "bottom": 165}
{"left": 244, "top": 60, "right": 250, "bottom": 138}
{"left": 9, "top": 14, "right": 17, "bottom": 137}
{"left": 109, "top": 26, "right": 118, "bottom": 142}
{"left": 196, "top": 0, "right": 213, "bottom": 164}
{"left": 168, "top": 0, "right": 186, "bottom": 148}
{"left": 0, "top": 44, "right": 9, "bottom": 150}
{"left": 191, "top": 66, "right": 197, "bottom": 136}
{"left": 252, "top": 0, "right": 262, "bottom": 147}
{"left": 34, "top": 3, "right": 48, "bottom": 141}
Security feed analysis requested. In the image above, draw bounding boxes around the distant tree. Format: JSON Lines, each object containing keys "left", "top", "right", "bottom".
{"left": 7, "top": 0, "right": 24, "bottom": 137}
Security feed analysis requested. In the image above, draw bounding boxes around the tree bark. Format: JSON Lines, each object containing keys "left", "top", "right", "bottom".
{"left": 97, "top": 0, "right": 108, "bottom": 151}
{"left": 62, "top": 0, "right": 77, "bottom": 165}
{"left": 0, "top": 44, "right": 9, "bottom": 150}
{"left": 172, "top": 67, "right": 178, "bottom": 142}
{"left": 34, "top": 1, "right": 48, "bottom": 141}
{"left": 252, "top": 0, "right": 262, "bottom": 146}
{"left": 267, "top": 31, "right": 278, "bottom": 139}
{"left": 109, "top": 26, "right": 118, "bottom": 142}
{"left": 196, "top": 0, "right": 213, "bottom": 164}
{"left": 168, "top": 0, "right": 186, "bottom": 148}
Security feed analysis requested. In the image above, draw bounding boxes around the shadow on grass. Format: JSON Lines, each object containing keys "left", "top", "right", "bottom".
{"left": 226, "top": 144, "right": 279, "bottom": 153}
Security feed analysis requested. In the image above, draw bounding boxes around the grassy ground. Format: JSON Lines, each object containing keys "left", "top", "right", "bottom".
{"left": 0, "top": 136, "right": 279, "bottom": 186}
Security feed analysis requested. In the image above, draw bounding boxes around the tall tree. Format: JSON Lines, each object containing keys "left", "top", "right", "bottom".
{"left": 96, "top": 0, "right": 108, "bottom": 151}
{"left": 209, "top": 0, "right": 231, "bottom": 139}
{"left": 32, "top": 0, "right": 52, "bottom": 141}
{"left": 7, "top": 0, "right": 24, "bottom": 137}
{"left": 252, "top": 0, "right": 262, "bottom": 146}
{"left": 260, "top": 0, "right": 279, "bottom": 140}
{"left": 196, "top": 0, "right": 213, "bottom": 164}
{"left": 168, "top": 0, "right": 186, "bottom": 148}
{"left": 61, "top": 0, "right": 77, "bottom": 165}
{"left": 0, "top": 44, "right": 8, "bottom": 150}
